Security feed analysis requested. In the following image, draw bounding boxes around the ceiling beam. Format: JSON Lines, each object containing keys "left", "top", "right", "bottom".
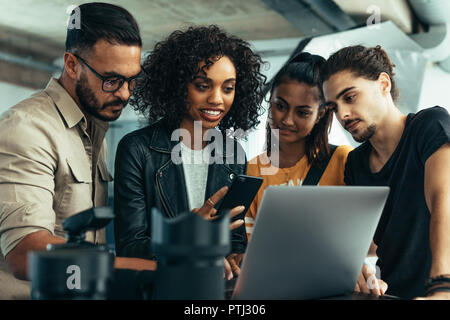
{"left": 301, "top": 0, "right": 357, "bottom": 31}
{"left": 0, "top": 50, "right": 61, "bottom": 74}
{"left": 0, "top": 60, "right": 51, "bottom": 89}
{"left": 0, "top": 25, "right": 63, "bottom": 60}
{"left": 261, "top": 0, "right": 356, "bottom": 37}
{"left": 0, "top": 25, "right": 62, "bottom": 88}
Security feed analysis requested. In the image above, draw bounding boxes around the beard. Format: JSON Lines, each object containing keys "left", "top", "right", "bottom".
{"left": 75, "top": 74, "right": 127, "bottom": 122}
{"left": 353, "top": 123, "right": 376, "bottom": 143}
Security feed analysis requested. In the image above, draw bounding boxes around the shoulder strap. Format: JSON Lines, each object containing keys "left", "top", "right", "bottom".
{"left": 302, "top": 144, "right": 338, "bottom": 186}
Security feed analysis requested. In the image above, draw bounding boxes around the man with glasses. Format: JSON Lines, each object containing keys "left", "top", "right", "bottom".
{"left": 70, "top": 52, "right": 143, "bottom": 122}
{"left": 0, "top": 3, "right": 153, "bottom": 299}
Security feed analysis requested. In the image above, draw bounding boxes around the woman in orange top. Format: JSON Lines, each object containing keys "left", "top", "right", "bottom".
{"left": 245, "top": 52, "right": 353, "bottom": 238}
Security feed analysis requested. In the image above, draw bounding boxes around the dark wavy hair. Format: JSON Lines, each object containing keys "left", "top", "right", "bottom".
{"left": 321, "top": 45, "right": 399, "bottom": 101}
{"left": 266, "top": 52, "right": 333, "bottom": 166}
{"left": 131, "top": 25, "right": 267, "bottom": 133}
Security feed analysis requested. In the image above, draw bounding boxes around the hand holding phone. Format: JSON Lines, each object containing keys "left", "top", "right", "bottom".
{"left": 217, "top": 175, "right": 263, "bottom": 216}
{"left": 192, "top": 186, "right": 245, "bottom": 230}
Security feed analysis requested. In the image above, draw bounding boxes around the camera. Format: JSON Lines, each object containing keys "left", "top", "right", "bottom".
{"left": 151, "top": 207, "right": 230, "bottom": 299}
{"left": 28, "top": 207, "right": 115, "bottom": 300}
{"left": 28, "top": 206, "right": 232, "bottom": 300}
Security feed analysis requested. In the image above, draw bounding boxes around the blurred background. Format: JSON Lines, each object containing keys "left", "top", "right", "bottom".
{"left": 1, "top": 2, "right": 450, "bottom": 246}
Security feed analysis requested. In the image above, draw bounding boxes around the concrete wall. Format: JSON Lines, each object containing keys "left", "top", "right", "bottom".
{"left": 0, "top": 81, "right": 34, "bottom": 115}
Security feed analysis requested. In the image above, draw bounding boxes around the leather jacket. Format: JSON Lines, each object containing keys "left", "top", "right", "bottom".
{"left": 113, "top": 120, "right": 248, "bottom": 259}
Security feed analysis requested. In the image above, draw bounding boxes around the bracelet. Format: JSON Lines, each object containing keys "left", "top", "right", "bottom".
{"left": 425, "top": 275, "right": 450, "bottom": 289}
{"left": 425, "top": 286, "right": 450, "bottom": 297}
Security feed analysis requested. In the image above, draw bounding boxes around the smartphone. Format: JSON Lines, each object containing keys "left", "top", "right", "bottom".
{"left": 217, "top": 174, "right": 263, "bottom": 215}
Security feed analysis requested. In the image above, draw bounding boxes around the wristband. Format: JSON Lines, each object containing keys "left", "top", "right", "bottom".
{"left": 425, "top": 286, "right": 450, "bottom": 297}
{"left": 425, "top": 275, "right": 450, "bottom": 289}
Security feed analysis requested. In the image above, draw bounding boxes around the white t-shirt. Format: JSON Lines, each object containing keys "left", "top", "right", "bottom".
{"left": 180, "top": 143, "right": 211, "bottom": 210}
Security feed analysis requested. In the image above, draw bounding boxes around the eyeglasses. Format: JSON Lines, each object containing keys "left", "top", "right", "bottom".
{"left": 72, "top": 53, "right": 143, "bottom": 93}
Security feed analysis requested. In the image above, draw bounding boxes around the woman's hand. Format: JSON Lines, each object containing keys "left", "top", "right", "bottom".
{"left": 192, "top": 186, "right": 247, "bottom": 280}
{"left": 192, "top": 186, "right": 245, "bottom": 230}
{"left": 224, "top": 257, "right": 233, "bottom": 280}
{"left": 226, "top": 253, "right": 245, "bottom": 277}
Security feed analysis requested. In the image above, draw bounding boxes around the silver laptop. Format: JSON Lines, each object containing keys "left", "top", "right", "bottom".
{"left": 232, "top": 186, "right": 389, "bottom": 300}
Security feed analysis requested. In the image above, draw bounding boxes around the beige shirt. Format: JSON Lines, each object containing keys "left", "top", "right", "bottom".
{"left": 0, "top": 78, "right": 113, "bottom": 299}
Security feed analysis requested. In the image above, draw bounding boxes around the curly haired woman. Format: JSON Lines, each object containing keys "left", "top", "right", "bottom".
{"left": 113, "top": 25, "right": 266, "bottom": 279}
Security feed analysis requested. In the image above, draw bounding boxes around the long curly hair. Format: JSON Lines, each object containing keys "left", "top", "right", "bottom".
{"left": 131, "top": 25, "right": 267, "bottom": 133}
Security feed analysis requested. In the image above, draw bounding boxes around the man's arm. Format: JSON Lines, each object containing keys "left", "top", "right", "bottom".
{"left": 6, "top": 230, "right": 157, "bottom": 281}
{"left": 0, "top": 113, "right": 156, "bottom": 280}
{"left": 419, "top": 142, "right": 450, "bottom": 299}
{"left": 0, "top": 111, "right": 62, "bottom": 281}
{"left": 5, "top": 230, "right": 65, "bottom": 280}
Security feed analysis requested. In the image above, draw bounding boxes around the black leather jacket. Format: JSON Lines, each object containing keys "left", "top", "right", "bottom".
{"left": 113, "top": 120, "right": 248, "bottom": 259}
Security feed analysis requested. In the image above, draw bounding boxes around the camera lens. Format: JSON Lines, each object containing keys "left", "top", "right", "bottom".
{"left": 29, "top": 248, "right": 114, "bottom": 300}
